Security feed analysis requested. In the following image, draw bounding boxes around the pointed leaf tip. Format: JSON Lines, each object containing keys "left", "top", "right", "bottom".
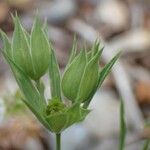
{"left": 67, "top": 35, "right": 78, "bottom": 65}
{"left": 0, "top": 30, "right": 12, "bottom": 57}
{"left": 98, "top": 50, "right": 121, "bottom": 87}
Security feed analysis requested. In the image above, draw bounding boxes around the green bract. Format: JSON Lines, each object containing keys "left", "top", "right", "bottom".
{"left": 61, "top": 45, "right": 100, "bottom": 102}
{"left": 1, "top": 16, "right": 51, "bottom": 80}
{"left": 62, "top": 41, "right": 120, "bottom": 104}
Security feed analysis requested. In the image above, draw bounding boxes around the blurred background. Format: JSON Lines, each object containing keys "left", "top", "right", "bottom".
{"left": 0, "top": 0, "right": 150, "bottom": 150}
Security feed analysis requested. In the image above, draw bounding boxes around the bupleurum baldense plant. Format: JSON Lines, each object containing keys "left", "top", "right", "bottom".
{"left": 0, "top": 15, "right": 122, "bottom": 150}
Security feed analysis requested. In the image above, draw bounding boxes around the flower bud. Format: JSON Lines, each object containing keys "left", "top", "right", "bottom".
{"left": 45, "top": 99, "right": 90, "bottom": 133}
{"left": 62, "top": 44, "right": 102, "bottom": 103}
{"left": 46, "top": 98, "right": 66, "bottom": 115}
{"left": 11, "top": 16, "right": 51, "bottom": 80}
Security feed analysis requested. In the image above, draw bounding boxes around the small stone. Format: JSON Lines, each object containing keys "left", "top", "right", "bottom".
{"left": 39, "top": 0, "right": 77, "bottom": 24}
{"left": 95, "top": 1, "right": 129, "bottom": 31}
{"left": 135, "top": 81, "right": 150, "bottom": 104}
{"left": 8, "top": 0, "right": 34, "bottom": 10}
{"left": 0, "top": 1, "right": 9, "bottom": 23}
{"left": 84, "top": 89, "right": 121, "bottom": 137}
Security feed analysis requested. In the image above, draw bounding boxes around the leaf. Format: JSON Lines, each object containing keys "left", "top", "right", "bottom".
{"left": 92, "top": 40, "right": 100, "bottom": 56}
{"left": 65, "top": 103, "right": 81, "bottom": 127}
{"left": 35, "top": 79, "right": 46, "bottom": 103}
{"left": 67, "top": 35, "right": 77, "bottom": 65}
{"left": 145, "top": 121, "right": 150, "bottom": 127}
{"left": 119, "top": 99, "right": 126, "bottom": 150}
{"left": 76, "top": 49, "right": 101, "bottom": 102}
{"left": 12, "top": 16, "right": 35, "bottom": 78}
{"left": 42, "top": 19, "right": 49, "bottom": 37}
{"left": 62, "top": 50, "right": 86, "bottom": 101}
{"left": 31, "top": 16, "right": 51, "bottom": 80}
{"left": 49, "top": 47, "right": 61, "bottom": 99}
{"left": 23, "top": 28, "right": 30, "bottom": 44}
{"left": 0, "top": 30, "right": 12, "bottom": 58}
{"left": 2, "top": 51, "right": 51, "bottom": 130}
{"left": 142, "top": 140, "right": 150, "bottom": 150}
{"left": 46, "top": 113, "right": 67, "bottom": 133}
{"left": 65, "top": 103, "right": 90, "bottom": 128}
{"left": 2, "top": 51, "right": 46, "bottom": 117}
{"left": 98, "top": 51, "right": 121, "bottom": 87}
{"left": 83, "top": 51, "right": 121, "bottom": 108}
{"left": 22, "top": 98, "right": 51, "bottom": 131}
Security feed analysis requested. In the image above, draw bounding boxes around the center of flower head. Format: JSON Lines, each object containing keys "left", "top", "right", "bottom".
{"left": 46, "top": 98, "right": 66, "bottom": 116}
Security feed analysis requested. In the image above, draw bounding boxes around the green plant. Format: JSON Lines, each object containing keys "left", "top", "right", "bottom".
{"left": 0, "top": 15, "right": 121, "bottom": 150}
{"left": 119, "top": 100, "right": 150, "bottom": 150}
{"left": 141, "top": 121, "right": 150, "bottom": 150}
{"left": 142, "top": 140, "right": 150, "bottom": 150}
{"left": 119, "top": 99, "right": 126, "bottom": 150}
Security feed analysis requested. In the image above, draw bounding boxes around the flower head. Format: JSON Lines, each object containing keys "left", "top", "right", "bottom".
{"left": 1, "top": 15, "right": 51, "bottom": 80}
{"left": 62, "top": 41, "right": 103, "bottom": 103}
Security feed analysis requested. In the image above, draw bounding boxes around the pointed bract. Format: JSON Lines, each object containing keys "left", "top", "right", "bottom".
{"left": 49, "top": 47, "right": 61, "bottom": 99}
{"left": 62, "top": 50, "right": 86, "bottom": 101}
{"left": 0, "top": 30, "right": 12, "bottom": 58}
{"left": 12, "top": 16, "right": 35, "bottom": 78}
{"left": 45, "top": 100, "right": 90, "bottom": 133}
{"left": 76, "top": 50, "right": 100, "bottom": 102}
{"left": 30, "top": 17, "right": 51, "bottom": 80}
{"left": 62, "top": 44, "right": 104, "bottom": 103}
{"left": 67, "top": 35, "right": 77, "bottom": 66}
{"left": 98, "top": 51, "right": 121, "bottom": 87}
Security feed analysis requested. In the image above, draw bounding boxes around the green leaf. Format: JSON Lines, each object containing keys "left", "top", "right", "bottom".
{"left": 92, "top": 40, "right": 100, "bottom": 56}
{"left": 83, "top": 51, "right": 121, "bottom": 108}
{"left": 35, "top": 79, "right": 46, "bottom": 103}
{"left": 142, "top": 140, "right": 150, "bottom": 150}
{"left": 12, "top": 16, "right": 35, "bottom": 78}
{"left": 49, "top": 47, "right": 61, "bottom": 99}
{"left": 2, "top": 51, "right": 46, "bottom": 117}
{"left": 145, "top": 120, "right": 150, "bottom": 127}
{"left": 23, "top": 28, "right": 30, "bottom": 44}
{"left": 119, "top": 99, "right": 126, "bottom": 150}
{"left": 30, "top": 16, "right": 51, "bottom": 80}
{"left": 42, "top": 19, "right": 49, "bottom": 37}
{"left": 22, "top": 98, "right": 51, "bottom": 131}
{"left": 62, "top": 50, "right": 86, "bottom": 101}
{"left": 98, "top": 51, "right": 121, "bottom": 87}
{"left": 76, "top": 49, "right": 101, "bottom": 102}
{"left": 0, "top": 30, "right": 12, "bottom": 58}
{"left": 65, "top": 103, "right": 81, "bottom": 127}
{"left": 46, "top": 113, "right": 68, "bottom": 133}
{"left": 67, "top": 35, "right": 77, "bottom": 65}
{"left": 64, "top": 103, "right": 90, "bottom": 128}
{"left": 2, "top": 51, "right": 51, "bottom": 130}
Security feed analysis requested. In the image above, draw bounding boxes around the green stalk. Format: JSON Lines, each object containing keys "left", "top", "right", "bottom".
{"left": 142, "top": 139, "right": 150, "bottom": 150}
{"left": 56, "top": 133, "right": 61, "bottom": 150}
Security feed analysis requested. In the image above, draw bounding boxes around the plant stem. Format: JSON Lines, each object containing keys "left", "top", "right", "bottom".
{"left": 142, "top": 139, "right": 150, "bottom": 150}
{"left": 56, "top": 133, "right": 61, "bottom": 150}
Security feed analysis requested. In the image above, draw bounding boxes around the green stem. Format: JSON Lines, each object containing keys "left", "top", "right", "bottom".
{"left": 142, "top": 139, "right": 150, "bottom": 150}
{"left": 56, "top": 133, "right": 61, "bottom": 150}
